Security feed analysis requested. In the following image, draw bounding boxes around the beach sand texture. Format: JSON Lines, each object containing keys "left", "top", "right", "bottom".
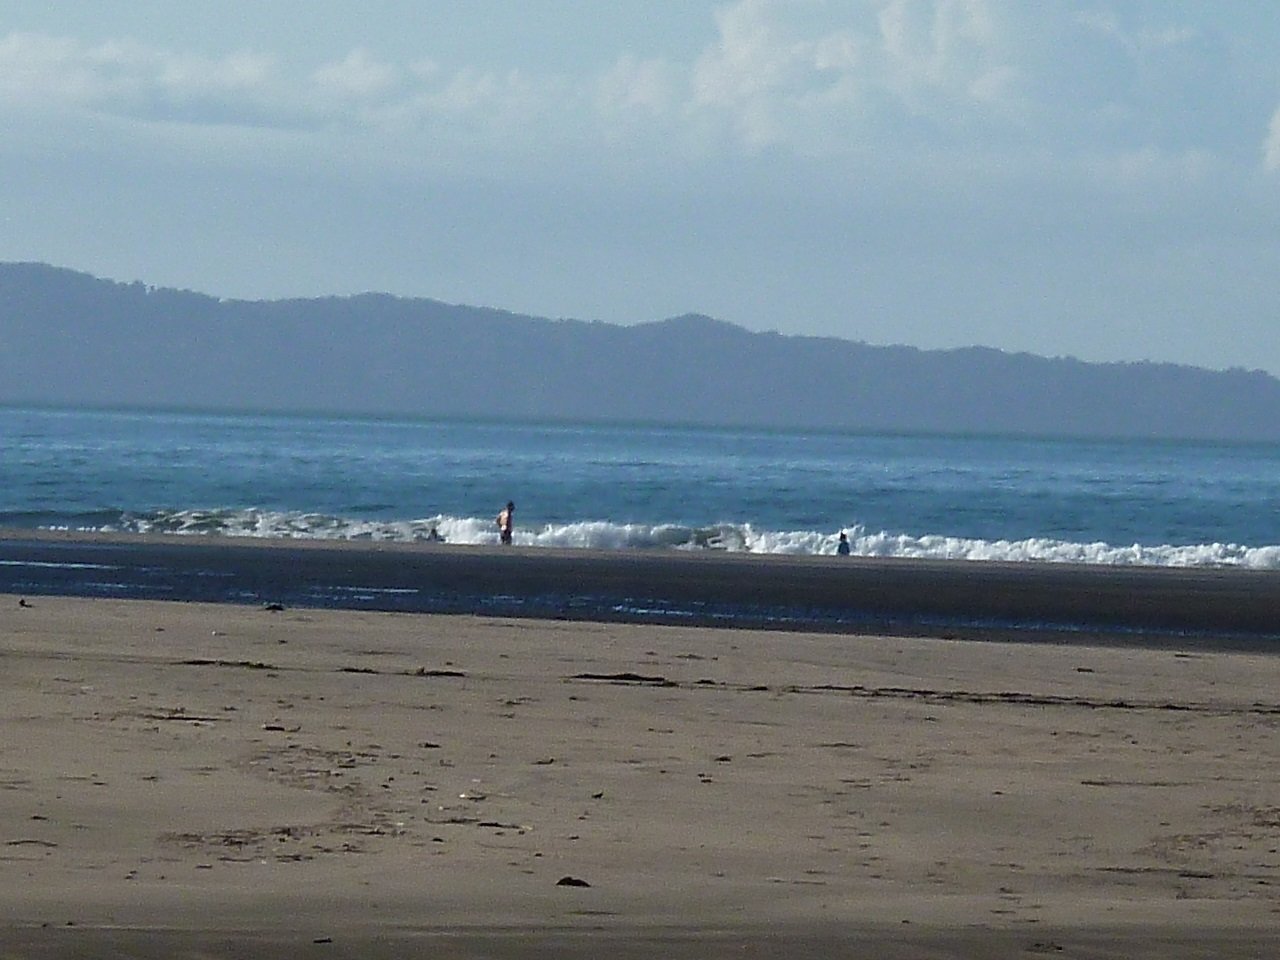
{"left": 3, "top": 594, "right": 1280, "bottom": 957}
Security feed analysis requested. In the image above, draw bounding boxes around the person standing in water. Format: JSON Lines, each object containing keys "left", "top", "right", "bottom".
{"left": 497, "top": 501, "right": 515, "bottom": 545}
{"left": 836, "top": 531, "right": 851, "bottom": 555}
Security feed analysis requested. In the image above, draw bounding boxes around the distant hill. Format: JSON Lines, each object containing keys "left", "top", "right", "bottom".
{"left": 3, "top": 261, "right": 1280, "bottom": 441}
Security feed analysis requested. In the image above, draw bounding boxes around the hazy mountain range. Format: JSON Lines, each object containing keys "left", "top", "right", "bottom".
{"left": 3, "top": 261, "right": 1279, "bottom": 441}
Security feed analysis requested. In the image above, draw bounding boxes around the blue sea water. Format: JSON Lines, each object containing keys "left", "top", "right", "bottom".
{"left": 3, "top": 405, "right": 1280, "bottom": 568}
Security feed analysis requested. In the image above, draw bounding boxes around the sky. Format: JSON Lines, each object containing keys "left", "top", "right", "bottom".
{"left": 2, "top": 1, "right": 1279, "bottom": 374}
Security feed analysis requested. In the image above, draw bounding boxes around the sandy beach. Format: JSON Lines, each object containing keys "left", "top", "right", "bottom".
{"left": 3, "top": 587, "right": 1280, "bottom": 957}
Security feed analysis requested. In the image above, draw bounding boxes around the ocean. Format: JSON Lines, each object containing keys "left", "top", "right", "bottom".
{"left": 4, "top": 405, "right": 1280, "bottom": 569}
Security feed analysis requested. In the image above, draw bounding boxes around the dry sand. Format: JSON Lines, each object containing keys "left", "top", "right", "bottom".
{"left": 3, "top": 594, "right": 1280, "bottom": 957}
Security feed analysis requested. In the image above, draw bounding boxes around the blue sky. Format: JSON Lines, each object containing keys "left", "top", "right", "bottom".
{"left": 2, "top": 1, "right": 1278, "bottom": 373}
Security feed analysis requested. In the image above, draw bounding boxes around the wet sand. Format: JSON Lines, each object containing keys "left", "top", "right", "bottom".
{"left": 4, "top": 529, "right": 1280, "bottom": 638}
{"left": 3, "top": 591, "right": 1280, "bottom": 957}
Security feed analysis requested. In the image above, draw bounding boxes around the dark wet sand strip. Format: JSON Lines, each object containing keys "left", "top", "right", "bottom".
{"left": 2, "top": 529, "right": 1279, "bottom": 640}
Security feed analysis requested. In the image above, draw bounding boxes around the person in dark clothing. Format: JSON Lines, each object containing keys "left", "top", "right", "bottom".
{"left": 497, "top": 501, "right": 515, "bottom": 545}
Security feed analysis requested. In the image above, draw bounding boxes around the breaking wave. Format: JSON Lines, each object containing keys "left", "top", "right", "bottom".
{"left": 23, "top": 507, "right": 1280, "bottom": 569}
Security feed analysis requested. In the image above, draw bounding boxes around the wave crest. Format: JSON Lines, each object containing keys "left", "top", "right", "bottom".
{"left": 32, "top": 508, "right": 1280, "bottom": 569}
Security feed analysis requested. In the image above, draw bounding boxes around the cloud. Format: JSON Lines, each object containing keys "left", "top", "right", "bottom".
{"left": 689, "top": 0, "right": 862, "bottom": 150}
{"left": 310, "top": 48, "right": 399, "bottom": 100}
{"left": 685, "top": 0, "right": 1030, "bottom": 158}
{"left": 0, "top": 30, "right": 269, "bottom": 104}
{"left": 0, "top": 29, "right": 293, "bottom": 131}
{"left": 875, "top": 0, "right": 1015, "bottom": 106}
{"left": 1266, "top": 107, "right": 1280, "bottom": 172}
{"left": 0, "top": 3, "right": 1271, "bottom": 185}
{"left": 0, "top": 32, "right": 118, "bottom": 104}
{"left": 595, "top": 54, "right": 677, "bottom": 122}
{"left": 0, "top": 32, "right": 140, "bottom": 106}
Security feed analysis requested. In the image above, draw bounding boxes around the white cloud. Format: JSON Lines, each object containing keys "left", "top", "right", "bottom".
{"left": 311, "top": 48, "right": 399, "bottom": 100}
{"left": 682, "top": 0, "right": 1033, "bottom": 156}
{"left": 155, "top": 47, "right": 273, "bottom": 95}
{"left": 876, "top": 0, "right": 1011, "bottom": 104}
{"left": 0, "top": 29, "right": 285, "bottom": 129}
{"left": 0, "top": 31, "right": 267, "bottom": 103}
{"left": 0, "top": 4, "right": 1268, "bottom": 184}
{"left": 693, "top": 0, "right": 794, "bottom": 107}
{"left": 1265, "top": 107, "right": 1280, "bottom": 172}
{"left": 0, "top": 31, "right": 137, "bottom": 105}
{"left": 394, "top": 67, "right": 561, "bottom": 129}
{"left": 689, "top": 0, "right": 867, "bottom": 150}
{"left": 595, "top": 54, "right": 677, "bottom": 121}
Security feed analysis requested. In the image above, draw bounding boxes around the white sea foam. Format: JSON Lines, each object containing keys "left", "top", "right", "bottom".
{"left": 88, "top": 508, "right": 1280, "bottom": 569}
{"left": 848, "top": 529, "right": 1280, "bottom": 568}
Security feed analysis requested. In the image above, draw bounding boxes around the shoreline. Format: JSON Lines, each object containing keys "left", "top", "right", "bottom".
{"left": 3, "top": 595, "right": 1280, "bottom": 957}
{"left": 3, "top": 528, "right": 1280, "bottom": 645}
